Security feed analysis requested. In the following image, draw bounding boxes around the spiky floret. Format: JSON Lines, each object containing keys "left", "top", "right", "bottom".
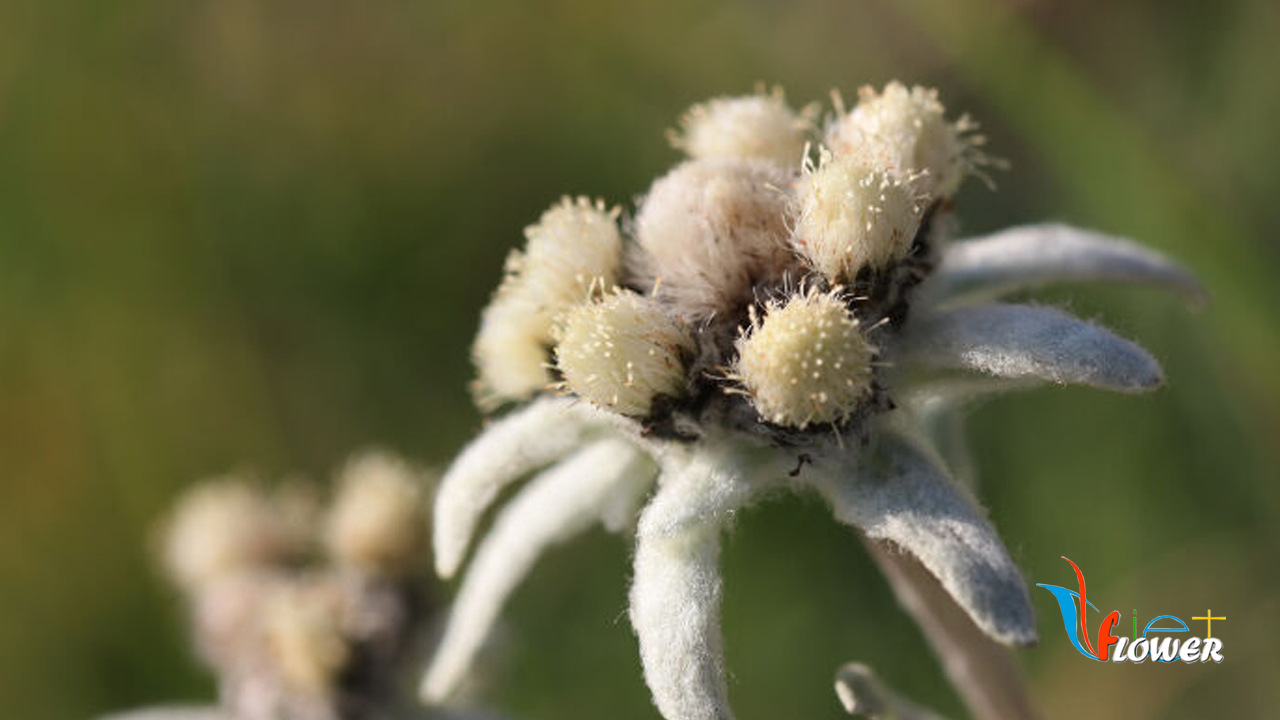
{"left": 517, "top": 196, "right": 624, "bottom": 308}
{"left": 732, "top": 288, "right": 876, "bottom": 429}
{"left": 325, "top": 451, "right": 428, "bottom": 577}
{"left": 669, "top": 87, "right": 814, "bottom": 166}
{"left": 471, "top": 196, "right": 622, "bottom": 408}
{"left": 555, "top": 291, "right": 694, "bottom": 416}
{"left": 827, "top": 82, "right": 980, "bottom": 200}
{"left": 793, "top": 149, "right": 927, "bottom": 281}
{"left": 632, "top": 158, "right": 796, "bottom": 321}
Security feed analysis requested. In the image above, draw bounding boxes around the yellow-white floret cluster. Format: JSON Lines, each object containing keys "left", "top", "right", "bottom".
{"left": 632, "top": 157, "right": 795, "bottom": 321}
{"left": 163, "top": 479, "right": 309, "bottom": 592}
{"left": 793, "top": 150, "right": 927, "bottom": 281}
{"left": 670, "top": 88, "right": 812, "bottom": 166}
{"left": 472, "top": 197, "right": 622, "bottom": 407}
{"left": 733, "top": 289, "right": 876, "bottom": 429}
{"left": 325, "top": 451, "right": 428, "bottom": 576}
{"left": 469, "top": 82, "right": 987, "bottom": 430}
{"left": 555, "top": 291, "right": 693, "bottom": 416}
{"left": 827, "top": 82, "right": 977, "bottom": 199}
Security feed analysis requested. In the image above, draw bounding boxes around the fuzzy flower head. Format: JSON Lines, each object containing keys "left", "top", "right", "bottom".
{"left": 732, "top": 288, "right": 876, "bottom": 429}
{"left": 472, "top": 196, "right": 622, "bottom": 409}
{"left": 632, "top": 157, "right": 796, "bottom": 323}
{"left": 554, "top": 290, "right": 694, "bottom": 416}
{"left": 162, "top": 479, "right": 311, "bottom": 593}
{"left": 793, "top": 149, "right": 928, "bottom": 282}
{"left": 670, "top": 87, "right": 814, "bottom": 166}
{"left": 827, "top": 82, "right": 983, "bottom": 200}
{"left": 437, "top": 80, "right": 1202, "bottom": 720}
{"left": 325, "top": 451, "right": 429, "bottom": 576}
{"left": 516, "top": 196, "right": 623, "bottom": 308}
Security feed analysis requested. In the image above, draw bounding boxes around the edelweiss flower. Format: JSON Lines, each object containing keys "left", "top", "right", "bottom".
{"left": 425, "top": 83, "right": 1202, "bottom": 720}
{"left": 103, "top": 453, "right": 510, "bottom": 720}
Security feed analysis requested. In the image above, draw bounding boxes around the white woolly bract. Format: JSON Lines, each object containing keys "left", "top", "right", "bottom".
{"left": 793, "top": 150, "right": 925, "bottom": 279}
{"left": 632, "top": 524, "right": 729, "bottom": 720}
{"left": 866, "top": 544, "right": 1039, "bottom": 720}
{"left": 325, "top": 451, "right": 427, "bottom": 576}
{"left": 733, "top": 289, "right": 875, "bottom": 429}
{"left": 827, "top": 82, "right": 972, "bottom": 200}
{"left": 632, "top": 158, "right": 796, "bottom": 320}
{"left": 807, "top": 435, "right": 1036, "bottom": 646}
{"left": 671, "top": 89, "right": 811, "bottom": 166}
{"left": 555, "top": 291, "right": 694, "bottom": 416}
{"left": 471, "top": 197, "right": 622, "bottom": 408}
{"left": 422, "top": 439, "right": 655, "bottom": 702}
{"left": 163, "top": 479, "right": 308, "bottom": 592}
{"left": 917, "top": 223, "right": 1207, "bottom": 307}
{"left": 899, "top": 302, "right": 1164, "bottom": 392}
{"left": 432, "top": 397, "right": 607, "bottom": 577}
{"left": 629, "top": 448, "right": 762, "bottom": 720}
{"left": 262, "top": 579, "right": 350, "bottom": 692}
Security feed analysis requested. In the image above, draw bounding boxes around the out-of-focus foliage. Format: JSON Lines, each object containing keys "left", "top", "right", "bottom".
{"left": 0, "top": 0, "right": 1276, "bottom": 719}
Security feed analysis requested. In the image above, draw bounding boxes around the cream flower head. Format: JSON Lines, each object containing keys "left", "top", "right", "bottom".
{"left": 669, "top": 86, "right": 814, "bottom": 166}
{"left": 793, "top": 149, "right": 928, "bottom": 281}
{"left": 732, "top": 287, "right": 876, "bottom": 428}
{"left": 827, "top": 81, "right": 986, "bottom": 200}
{"left": 555, "top": 290, "right": 694, "bottom": 416}
{"left": 472, "top": 196, "right": 622, "bottom": 409}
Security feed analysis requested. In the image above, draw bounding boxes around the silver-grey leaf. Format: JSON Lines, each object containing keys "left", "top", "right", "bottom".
{"left": 898, "top": 303, "right": 1164, "bottom": 392}
{"left": 807, "top": 434, "right": 1037, "bottom": 647}
{"left": 865, "top": 541, "right": 1043, "bottom": 720}
{"left": 423, "top": 438, "right": 656, "bottom": 702}
{"left": 629, "top": 443, "right": 776, "bottom": 720}
{"left": 433, "top": 397, "right": 610, "bottom": 577}
{"left": 917, "top": 223, "right": 1205, "bottom": 307}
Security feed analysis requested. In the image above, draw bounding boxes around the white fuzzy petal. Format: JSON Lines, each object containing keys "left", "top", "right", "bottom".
{"left": 834, "top": 663, "right": 952, "bottom": 720}
{"left": 917, "top": 223, "right": 1204, "bottom": 307}
{"left": 422, "top": 439, "right": 656, "bottom": 701}
{"left": 898, "top": 303, "right": 1163, "bottom": 392}
{"left": 639, "top": 443, "right": 787, "bottom": 539}
{"left": 94, "top": 708, "right": 230, "bottom": 720}
{"left": 865, "top": 543, "right": 1041, "bottom": 720}
{"left": 808, "top": 435, "right": 1036, "bottom": 646}
{"left": 630, "top": 445, "right": 781, "bottom": 720}
{"left": 433, "top": 398, "right": 609, "bottom": 577}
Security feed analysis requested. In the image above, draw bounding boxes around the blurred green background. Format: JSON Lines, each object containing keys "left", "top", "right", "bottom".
{"left": 1, "top": 0, "right": 1278, "bottom": 718}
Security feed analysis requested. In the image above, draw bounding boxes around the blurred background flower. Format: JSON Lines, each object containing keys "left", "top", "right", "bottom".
{"left": 0, "top": 0, "right": 1276, "bottom": 718}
